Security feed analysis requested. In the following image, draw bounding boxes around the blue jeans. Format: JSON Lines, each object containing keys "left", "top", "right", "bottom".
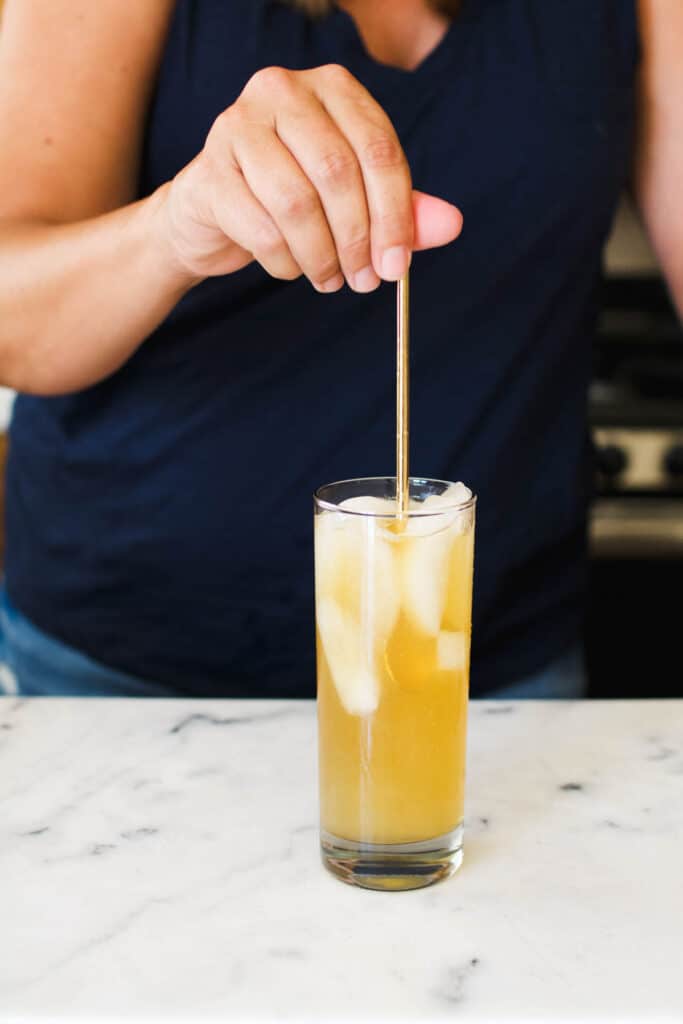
{"left": 489, "top": 643, "right": 588, "bottom": 699}
{"left": 0, "top": 590, "right": 588, "bottom": 699}
{"left": 0, "top": 591, "right": 173, "bottom": 697}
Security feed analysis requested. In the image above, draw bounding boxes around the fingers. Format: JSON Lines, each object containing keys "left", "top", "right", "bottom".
{"left": 313, "top": 66, "right": 415, "bottom": 282}
{"left": 274, "top": 89, "right": 380, "bottom": 293}
{"left": 204, "top": 147, "right": 302, "bottom": 283}
{"left": 205, "top": 67, "right": 463, "bottom": 294}
{"left": 412, "top": 191, "right": 463, "bottom": 251}
{"left": 230, "top": 117, "right": 345, "bottom": 293}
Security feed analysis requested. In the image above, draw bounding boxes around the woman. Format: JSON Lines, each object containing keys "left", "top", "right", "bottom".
{"left": 0, "top": 0, "right": 679, "bottom": 698}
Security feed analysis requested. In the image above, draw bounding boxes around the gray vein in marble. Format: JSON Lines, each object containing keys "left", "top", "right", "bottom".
{"left": 91, "top": 843, "right": 117, "bottom": 856}
{"left": 130, "top": 777, "right": 162, "bottom": 790}
{"left": 647, "top": 746, "right": 677, "bottom": 762}
{"left": 186, "top": 766, "right": 226, "bottom": 779}
{"left": 169, "top": 707, "right": 297, "bottom": 735}
{"left": 44, "top": 841, "right": 121, "bottom": 864}
{"left": 4, "top": 896, "right": 174, "bottom": 996}
{"left": 603, "top": 819, "right": 644, "bottom": 833}
{"left": 120, "top": 827, "right": 159, "bottom": 840}
{"left": 44, "top": 828, "right": 161, "bottom": 864}
{"left": 559, "top": 782, "right": 585, "bottom": 791}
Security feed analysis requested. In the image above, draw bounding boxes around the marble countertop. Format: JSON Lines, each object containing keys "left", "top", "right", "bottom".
{"left": 1, "top": 698, "right": 681, "bottom": 1023}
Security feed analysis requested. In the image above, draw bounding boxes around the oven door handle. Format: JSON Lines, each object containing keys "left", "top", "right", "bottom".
{"left": 590, "top": 499, "right": 683, "bottom": 558}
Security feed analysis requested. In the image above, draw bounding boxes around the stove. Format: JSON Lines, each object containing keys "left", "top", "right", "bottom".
{"left": 590, "top": 280, "right": 683, "bottom": 548}
{"left": 586, "top": 277, "right": 683, "bottom": 698}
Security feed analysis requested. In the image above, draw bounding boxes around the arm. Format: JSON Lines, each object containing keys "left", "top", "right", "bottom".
{"left": 0, "top": 1, "right": 461, "bottom": 397}
{"left": 634, "top": 0, "right": 683, "bottom": 319}
{"left": 0, "top": 0, "right": 195, "bottom": 395}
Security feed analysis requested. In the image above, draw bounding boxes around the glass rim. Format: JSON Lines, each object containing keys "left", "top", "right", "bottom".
{"left": 313, "top": 476, "right": 477, "bottom": 518}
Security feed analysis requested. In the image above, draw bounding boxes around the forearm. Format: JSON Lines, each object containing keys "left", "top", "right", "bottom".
{"left": 635, "top": 149, "right": 683, "bottom": 322}
{"left": 634, "top": 0, "right": 683, "bottom": 323}
{"left": 0, "top": 184, "right": 200, "bottom": 395}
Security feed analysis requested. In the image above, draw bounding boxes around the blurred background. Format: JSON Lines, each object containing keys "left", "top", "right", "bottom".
{"left": 0, "top": 1, "right": 680, "bottom": 699}
{"left": 587, "top": 199, "right": 682, "bottom": 699}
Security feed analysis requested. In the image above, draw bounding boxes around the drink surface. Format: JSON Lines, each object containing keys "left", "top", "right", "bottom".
{"left": 316, "top": 484, "right": 475, "bottom": 845}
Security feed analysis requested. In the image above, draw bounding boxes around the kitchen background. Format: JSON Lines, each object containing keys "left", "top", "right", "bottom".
{"left": 588, "top": 199, "right": 682, "bottom": 700}
{"left": 0, "top": 2, "right": 680, "bottom": 698}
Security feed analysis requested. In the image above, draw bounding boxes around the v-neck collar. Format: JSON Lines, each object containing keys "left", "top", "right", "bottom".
{"left": 329, "top": 2, "right": 464, "bottom": 80}
{"left": 314, "top": 1, "right": 476, "bottom": 135}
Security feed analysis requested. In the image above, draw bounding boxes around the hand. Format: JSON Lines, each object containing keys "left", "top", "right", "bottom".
{"left": 161, "top": 64, "right": 463, "bottom": 292}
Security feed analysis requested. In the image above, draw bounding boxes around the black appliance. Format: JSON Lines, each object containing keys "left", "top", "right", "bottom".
{"left": 587, "top": 271, "right": 683, "bottom": 699}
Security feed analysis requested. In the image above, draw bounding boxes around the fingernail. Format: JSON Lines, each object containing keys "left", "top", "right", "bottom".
{"left": 380, "top": 246, "right": 410, "bottom": 281}
{"left": 351, "top": 266, "right": 381, "bottom": 293}
{"left": 316, "top": 273, "right": 345, "bottom": 294}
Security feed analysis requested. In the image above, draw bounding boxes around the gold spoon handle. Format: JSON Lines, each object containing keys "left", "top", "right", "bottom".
{"left": 396, "top": 273, "right": 410, "bottom": 516}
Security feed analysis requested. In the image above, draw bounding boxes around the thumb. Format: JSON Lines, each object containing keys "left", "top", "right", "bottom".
{"left": 412, "top": 190, "right": 463, "bottom": 252}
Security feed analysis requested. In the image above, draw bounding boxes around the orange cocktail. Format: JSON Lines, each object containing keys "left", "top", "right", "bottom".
{"left": 315, "top": 477, "right": 475, "bottom": 891}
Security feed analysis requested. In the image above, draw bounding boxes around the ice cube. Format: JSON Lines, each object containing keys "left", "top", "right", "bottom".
{"left": 314, "top": 511, "right": 347, "bottom": 599}
{"left": 410, "top": 483, "right": 473, "bottom": 537}
{"left": 399, "top": 484, "right": 474, "bottom": 634}
{"left": 339, "top": 495, "right": 396, "bottom": 516}
{"left": 315, "top": 508, "right": 400, "bottom": 714}
{"left": 317, "top": 598, "right": 380, "bottom": 715}
{"left": 437, "top": 631, "right": 467, "bottom": 671}
{"left": 401, "top": 526, "right": 453, "bottom": 635}
{"left": 315, "top": 511, "right": 399, "bottom": 633}
{"left": 401, "top": 512, "right": 456, "bottom": 538}
{"left": 422, "top": 483, "right": 472, "bottom": 510}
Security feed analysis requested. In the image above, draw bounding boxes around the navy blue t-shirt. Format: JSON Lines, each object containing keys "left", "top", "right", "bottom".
{"left": 5, "top": 0, "right": 639, "bottom": 696}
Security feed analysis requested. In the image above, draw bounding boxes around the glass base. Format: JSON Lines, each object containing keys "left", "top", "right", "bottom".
{"left": 320, "top": 823, "right": 463, "bottom": 892}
